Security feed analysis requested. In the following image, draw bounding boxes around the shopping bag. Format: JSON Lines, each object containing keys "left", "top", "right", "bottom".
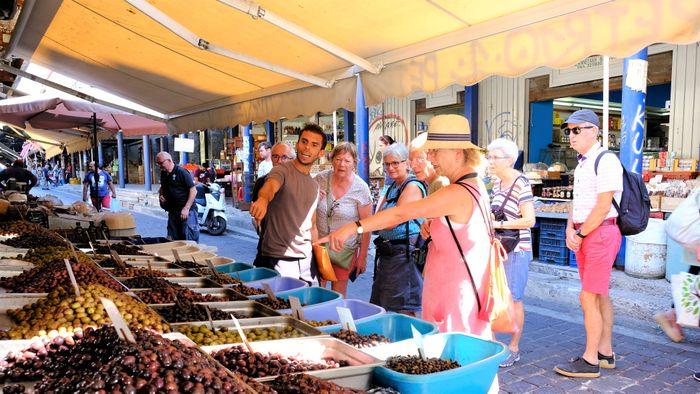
{"left": 110, "top": 198, "right": 122, "bottom": 212}
{"left": 666, "top": 187, "right": 700, "bottom": 249}
{"left": 485, "top": 238, "right": 518, "bottom": 334}
{"left": 312, "top": 244, "right": 337, "bottom": 282}
{"left": 671, "top": 272, "right": 700, "bottom": 328}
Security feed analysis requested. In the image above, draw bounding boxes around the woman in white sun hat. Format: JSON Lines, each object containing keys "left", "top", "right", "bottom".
{"left": 319, "top": 114, "right": 493, "bottom": 339}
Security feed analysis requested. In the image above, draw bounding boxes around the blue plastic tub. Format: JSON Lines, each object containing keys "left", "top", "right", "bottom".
{"left": 321, "top": 312, "right": 436, "bottom": 338}
{"left": 247, "top": 276, "right": 308, "bottom": 293}
{"left": 302, "top": 299, "right": 385, "bottom": 330}
{"left": 373, "top": 332, "right": 508, "bottom": 394}
{"left": 231, "top": 267, "right": 279, "bottom": 282}
{"left": 215, "top": 262, "right": 254, "bottom": 274}
{"left": 251, "top": 287, "right": 342, "bottom": 314}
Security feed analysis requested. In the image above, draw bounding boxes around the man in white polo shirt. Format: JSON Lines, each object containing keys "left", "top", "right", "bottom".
{"left": 554, "top": 109, "right": 623, "bottom": 379}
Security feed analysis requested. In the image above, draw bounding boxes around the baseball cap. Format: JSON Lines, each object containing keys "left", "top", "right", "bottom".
{"left": 561, "top": 109, "right": 600, "bottom": 128}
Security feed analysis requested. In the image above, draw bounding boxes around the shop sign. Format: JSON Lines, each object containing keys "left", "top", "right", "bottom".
{"left": 173, "top": 137, "right": 194, "bottom": 153}
{"left": 368, "top": 113, "right": 409, "bottom": 179}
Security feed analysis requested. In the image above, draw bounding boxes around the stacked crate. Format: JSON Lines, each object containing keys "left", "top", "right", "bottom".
{"left": 538, "top": 219, "right": 569, "bottom": 266}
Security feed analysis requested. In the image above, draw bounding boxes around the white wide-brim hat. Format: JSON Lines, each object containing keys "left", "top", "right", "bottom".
{"left": 416, "top": 114, "right": 481, "bottom": 150}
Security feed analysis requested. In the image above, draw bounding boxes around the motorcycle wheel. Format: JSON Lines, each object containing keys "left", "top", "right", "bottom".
{"left": 207, "top": 216, "right": 227, "bottom": 235}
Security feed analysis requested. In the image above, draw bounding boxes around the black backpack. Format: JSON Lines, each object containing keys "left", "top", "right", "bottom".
{"left": 594, "top": 150, "right": 650, "bottom": 236}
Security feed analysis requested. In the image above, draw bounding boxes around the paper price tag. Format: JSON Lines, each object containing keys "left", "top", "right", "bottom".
{"left": 100, "top": 297, "right": 136, "bottom": 343}
{"left": 205, "top": 259, "right": 218, "bottom": 276}
{"left": 110, "top": 250, "right": 127, "bottom": 269}
{"left": 336, "top": 307, "right": 356, "bottom": 332}
{"left": 204, "top": 305, "right": 215, "bottom": 330}
{"left": 146, "top": 259, "right": 152, "bottom": 271}
{"left": 230, "top": 314, "right": 254, "bottom": 353}
{"left": 289, "top": 296, "right": 304, "bottom": 320}
{"left": 172, "top": 249, "right": 182, "bottom": 263}
{"left": 88, "top": 241, "right": 96, "bottom": 255}
{"left": 63, "top": 259, "right": 80, "bottom": 296}
{"left": 68, "top": 242, "right": 80, "bottom": 264}
{"left": 410, "top": 324, "right": 426, "bottom": 360}
{"left": 261, "top": 283, "right": 277, "bottom": 300}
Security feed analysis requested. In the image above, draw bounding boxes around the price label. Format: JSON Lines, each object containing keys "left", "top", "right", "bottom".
{"left": 410, "top": 324, "right": 426, "bottom": 360}
{"left": 172, "top": 249, "right": 182, "bottom": 263}
{"left": 88, "top": 241, "right": 96, "bottom": 255}
{"left": 68, "top": 242, "right": 80, "bottom": 264}
{"left": 100, "top": 297, "right": 136, "bottom": 343}
{"left": 230, "top": 314, "right": 254, "bottom": 353}
{"left": 63, "top": 259, "right": 80, "bottom": 296}
{"left": 289, "top": 296, "right": 304, "bottom": 320}
{"left": 261, "top": 283, "right": 277, "bottom": 300}
{"left": 110, "top": 250, "right": 127, "bottom": 269}
{"left": 204, "top": 305, "right": 215, "bottom": 330}
{"left": 336, "top": 307, "right": 356, "bottom": 332}
{"left": 205, "top": 259, "right": 218, "bottom": 276}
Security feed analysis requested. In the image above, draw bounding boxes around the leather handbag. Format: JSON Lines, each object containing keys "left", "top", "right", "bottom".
{"left": 312, "top": 244, "right": 338, "bottom": 282}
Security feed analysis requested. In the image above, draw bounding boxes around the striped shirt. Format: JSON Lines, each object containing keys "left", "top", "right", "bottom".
{"left": 572, "top": 144, "right": 623, "bottom": 223}
{"left": 491, "top": 176, "right": 534, "bottom": 252}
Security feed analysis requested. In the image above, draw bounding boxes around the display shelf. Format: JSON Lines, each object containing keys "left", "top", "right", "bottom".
{"left": 535, "top": 212, "right": 569, "bottom": 219}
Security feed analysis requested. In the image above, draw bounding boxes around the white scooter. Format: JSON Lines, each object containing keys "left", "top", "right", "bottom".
{"left": 195, "top": 182, "right": 228, "bottom": 235}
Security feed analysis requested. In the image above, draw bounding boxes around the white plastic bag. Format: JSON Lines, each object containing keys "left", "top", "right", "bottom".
{"left": 110, "top": 198, "right": 122, "bottom": 212}
{"left": 665, "top": 187, "right": 700, "bottom": 249}
{"left": 671, "top": 272, "right": 700, "bottom": 328}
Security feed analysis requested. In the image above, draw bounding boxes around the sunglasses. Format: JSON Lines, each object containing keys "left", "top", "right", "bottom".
{"left": 563, "top": 126, "right": 596, "bottom": 136}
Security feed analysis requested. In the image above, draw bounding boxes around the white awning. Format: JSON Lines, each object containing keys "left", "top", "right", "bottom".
{"left": 11, "top": 0, "right": 700, "bottom": 131}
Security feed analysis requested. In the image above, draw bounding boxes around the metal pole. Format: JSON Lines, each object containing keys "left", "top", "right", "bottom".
{"left": 332, "top": 111, "right": 338, "bottom": 146}
{"left": 180, "top": 133, "right": 189, "bottom": 165}
{"left": 355, "top": 74, "right": 369, "bottom": 183}
{"left": 142, "top": 135, "right": 152, "bottom": 191}
{"left": 117, "top": 130, "right": 126, "bottom": 188}
{"left": 243, "top": 123, "right": 254, "bottom": 203}
{"left": 97, "top": 138, "right": 104, "bottom": 168}
{"left": 602, "top": 56, "right": 610, "bottom": 149}
{"left": 620, "top": 48, "right": 648, "bottom": 174}
{"left": 464, "top": 85, "right": 479, "bottom": 144}
{"left": 265, "top": 121, "right": 275, "bottom": 145}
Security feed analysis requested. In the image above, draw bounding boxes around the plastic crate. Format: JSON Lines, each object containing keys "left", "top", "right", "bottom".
{"left": 539, "top": 236, "right": 567, "bottom": 248}
{"left": 250, "top": 287, "right": 343, "bottom": 315}
{"left": 216, "top": 262, "right": 254, "bottom": 274}
{"left": 372, "top": 332, "right": 508, "bottom": 394}
{"left": 540, "top": 245, "right": 568, "bottom": 265}
{"left": 303, "top": 299, "right": 386, "bottom": 330}
{"left": 569, "top": 250, "right": 577, "bottom": 267}
{"left": 539, "top": 219, "right": 567, "bottom": 233}
{"left": 231, "top": 267, "right": 279, "bottom": 283}
{"left": 246, "top": 276, "right": 308, "bottom": 293}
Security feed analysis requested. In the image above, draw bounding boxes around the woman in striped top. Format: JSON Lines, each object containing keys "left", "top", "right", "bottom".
{"left": 487, "top": 138, "right": 536, "bottom": 368}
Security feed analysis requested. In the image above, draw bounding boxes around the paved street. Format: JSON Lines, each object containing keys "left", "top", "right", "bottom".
{"left": 35, "top": 186, "right": 700, "bottom": 393}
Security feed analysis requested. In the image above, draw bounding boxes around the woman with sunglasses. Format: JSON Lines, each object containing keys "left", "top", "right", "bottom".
{"left": 314, "top": 143, "right": 372, "bottom": 297}
{"left": 368, "top": 142, "right": 427, "bottom": 315}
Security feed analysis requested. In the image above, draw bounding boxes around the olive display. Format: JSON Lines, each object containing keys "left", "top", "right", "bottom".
{"left": 385, "top": 355, "right": 460, "bottom": 375}
{"left": 92, "top": 243, "right": 148, "bottom": 255}
{"left": 177, "top": 324, "right": 304, "bottom": 345}
{"left": 211, "top": 345, "right": 349, "bottom": 378}
{"left": 282, "top": 315, "right": 336, "bottom": 327}
{"left": 110, "top": 266, "right": 175, "bottom": 278}
{"left": 0, "top": 260, "right": 125, "bottom": 293}
{"left": 1, "top": 384, "right": 25, "bottom": 394}
{"left": 95, "top": 255, "right": 121, "bottom": 268}
{"left": 255, "top": 296, "right": 292, "bottom": 310}
{"left": 0, "top": 326, "right": 252, "bottom": 392}
{"left": 174, "top": 260, "right": 204, "bottom": 269}
{"left": 229, "top": 282, "right": 267, "bottom": 296}
{"left": 22, "top": 246, "right": 93, "bottom": 267}
{"left": 192, "top": 269, "right": 241, "bottom": 286}
{"left": 0, "top": 284, "right": 169, "bottom": 339}
{"left": 0, "top": 222, "right": 67, "bottom": 248}
{"left": 156, "top": 300, "right": 231, "bottom": 323}
{"left": 124, "top": 277, "right": 232, "bottom": 304}
{"left": 330, "top": 329, "right": 391, "bottom": 348}
{"left": 266, "top": 373, "right": 364, "bottom": 394}
{"left": 236, "top": 373, "right": 276, "bottom": 394}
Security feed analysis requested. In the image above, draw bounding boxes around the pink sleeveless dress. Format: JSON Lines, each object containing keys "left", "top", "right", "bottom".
{"left": 422, "top": 187, "right": 492, "bottom": 339}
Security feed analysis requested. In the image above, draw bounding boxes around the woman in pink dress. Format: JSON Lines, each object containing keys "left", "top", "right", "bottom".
{"left": 320, "top": 114, "right": 492, "bottom": 339}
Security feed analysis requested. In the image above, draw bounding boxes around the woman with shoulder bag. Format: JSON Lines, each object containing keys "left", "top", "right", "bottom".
{"left": 487, "top": 138, "right": 536, "bottom": 368}
{"left": 314, "top": 143, "right": 372, "bottom": 297}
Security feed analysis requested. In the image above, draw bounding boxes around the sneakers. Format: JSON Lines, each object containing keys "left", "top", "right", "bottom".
{"left": 499, "top": 351, "right": 520, "bottom": 368}
{"left": 554, "top": 357, "right": 600, "bottom": 378}
{"left": 598, "top": 352, "right": 615, "bottom": 369}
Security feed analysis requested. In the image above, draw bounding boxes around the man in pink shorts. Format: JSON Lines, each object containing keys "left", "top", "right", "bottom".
{"left": 554, "top": 110, "right": 623, "bottom": 378}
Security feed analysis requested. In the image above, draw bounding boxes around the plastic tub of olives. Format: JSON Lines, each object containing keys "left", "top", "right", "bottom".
{"left": 203, "top": 336, "right": 384, "bottom": 390}
{"left": 149, "top": 300, "right": 280, "bottom": 319}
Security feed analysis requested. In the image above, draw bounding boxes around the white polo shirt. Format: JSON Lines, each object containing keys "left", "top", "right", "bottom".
{"left": 572, "top": 144, "right": 623, "bottom": 224}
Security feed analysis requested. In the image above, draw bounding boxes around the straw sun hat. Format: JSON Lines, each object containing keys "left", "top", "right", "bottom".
{"left": 417, "top": 114, "right": 480, "bottom": 150}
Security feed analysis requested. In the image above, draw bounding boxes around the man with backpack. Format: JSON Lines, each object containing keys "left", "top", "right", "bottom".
{"left": 555, "top": 109, "right": 624, "bottom": 378}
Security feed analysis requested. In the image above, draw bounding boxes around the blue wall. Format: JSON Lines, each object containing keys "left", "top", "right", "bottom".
{"left": 529, "top": 100, "right": 554, "bottom": 163}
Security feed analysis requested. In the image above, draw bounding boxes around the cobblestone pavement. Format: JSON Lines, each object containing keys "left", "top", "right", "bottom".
{"left": 36, "top": 187, "right": 700, "bottom": 393}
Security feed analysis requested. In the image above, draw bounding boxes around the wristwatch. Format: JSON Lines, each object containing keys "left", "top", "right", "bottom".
{"left": 355, "top": 220, "right": 364, "bottom": 235}
{"left": 575, "top": 229, "right": 587, "bottom": 239}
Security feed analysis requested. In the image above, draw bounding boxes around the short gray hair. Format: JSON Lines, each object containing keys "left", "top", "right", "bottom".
{"left": 383, "top": 143, "right": 409, "bottom": 162}
{"left": 272, "top": 142, "right": 295, "bottom": 159}
{"left": 487, "top": 138, "right": 519, "bottom": 161}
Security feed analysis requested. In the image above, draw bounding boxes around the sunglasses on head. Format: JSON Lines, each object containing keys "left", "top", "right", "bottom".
{"left": 563, "top": 125, "right": 596, "bottom": 136}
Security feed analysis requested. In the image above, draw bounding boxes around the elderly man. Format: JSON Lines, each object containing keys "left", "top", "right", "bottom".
{"left": 156, "top": 152, "right": 199, "bottom": 242}
{"left": 252, "top": 143, "right": 295, "bottom": 202}
{"left": 555, "top": 109, "right": 623, "bottom": 378}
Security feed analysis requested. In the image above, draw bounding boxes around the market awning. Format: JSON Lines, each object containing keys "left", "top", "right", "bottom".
{"left": 10, "top": 0, "right": 700, "bottom": 131}
{"left": 2, "top": 123, "right": 110, "bottom": 159}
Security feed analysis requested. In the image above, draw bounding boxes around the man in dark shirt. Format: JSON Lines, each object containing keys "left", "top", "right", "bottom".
{"left": 0, "top": 160, "right": 37, "bottom": 192}
{"left": 156, "top": 152, "right": 199, "bottom": 242}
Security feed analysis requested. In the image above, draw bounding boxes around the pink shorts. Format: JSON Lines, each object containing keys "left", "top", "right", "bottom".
{"left": 574, "top": 224, "right": 622, "bottom": 296}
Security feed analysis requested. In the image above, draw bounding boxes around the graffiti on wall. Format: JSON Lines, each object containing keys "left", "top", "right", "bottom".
{"left": 484, "top": 111, "right": 520, "bottom": 145}
{"left": 368, "top": 113, "right": 409, "bottom": 179}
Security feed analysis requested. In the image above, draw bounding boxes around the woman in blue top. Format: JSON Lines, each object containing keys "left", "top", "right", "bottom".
{"left": 371, "top": 143, "right": 427, "bottom": 315}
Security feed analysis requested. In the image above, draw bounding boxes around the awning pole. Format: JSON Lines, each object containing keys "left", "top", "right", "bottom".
{"left": 332, "top": 111, "right": 338, "bottom": 146}
{"left": 117, "top": 130, "right": 126, "bottom": 188}
{"left": 621, "top": 48, "right": 648, "bottom": 174}
{"left": 143, "top": 135, "right": 152, "bottom": 191}
{"left": 355, "top": 75, "right": 369, "bottom": 183}
{"left": 602, "top": 56, "right": 610, "bottom": 149}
